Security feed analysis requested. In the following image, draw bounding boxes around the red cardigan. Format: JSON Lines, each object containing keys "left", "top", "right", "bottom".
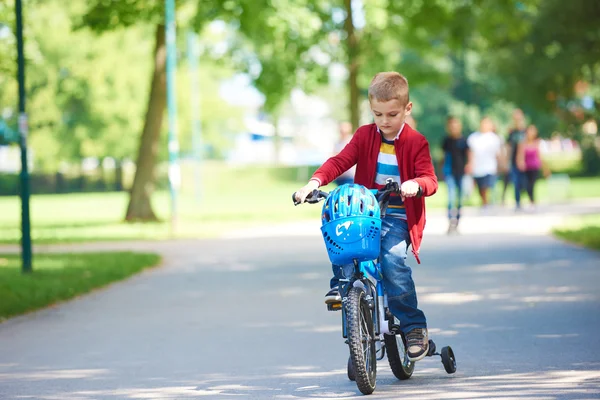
{"left": 311, "top": 123, "right": 438, "bottom": 263}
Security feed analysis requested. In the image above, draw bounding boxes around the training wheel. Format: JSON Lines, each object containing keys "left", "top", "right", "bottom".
{"left": 347, "top": 356, "right": 356, "bottom": 381}
{"left": 440, "top": 346, "right": 457, "bottom": 374}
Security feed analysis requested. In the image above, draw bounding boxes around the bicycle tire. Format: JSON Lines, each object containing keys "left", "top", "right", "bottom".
{"left": 384, "top": 332, "right": 414, "bottom": 380}
{"left": 346, "top": 286, "right": 377, "bottom": 394}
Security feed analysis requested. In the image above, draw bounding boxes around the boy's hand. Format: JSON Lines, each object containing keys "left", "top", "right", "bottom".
{"left": 400, "top": 180, "right": 420, "bottom": 201}
{"left": 294, "top": 180, "right": 320, "bottom": 204}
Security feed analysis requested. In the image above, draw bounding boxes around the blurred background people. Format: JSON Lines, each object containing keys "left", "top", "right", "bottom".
{"left": 333, "top": 121, "right": 355, "bottom": 186}
{"left": 440, "top": 116, "right": 469, "bottom": 234}
{"left": 502, "top": 108, "right": 527, "bottom": 210}
{"left": 467, "top": 117, "right": 503, "bottom": 209}
{"left": 517, "top": 124, "right": 544, "bottom": 210}
{"left": 491, "top": 121, "right": 507, "bottom": 205}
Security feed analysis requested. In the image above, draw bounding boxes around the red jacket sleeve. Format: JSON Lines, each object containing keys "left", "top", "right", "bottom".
{"left": 412, "top": 135, "right": 438, "bottom": 197}
{"left": 311, "top": 131, "right": 360, "bottom": 186}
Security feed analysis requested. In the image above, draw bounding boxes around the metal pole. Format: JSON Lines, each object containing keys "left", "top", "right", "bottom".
{"left": 187, "top": 31, "right": 202, "bottom": 203}
{"left": 165, "top": 0, "right": 180, "bottom": 235}
{"left": 16, "top": 0, "right": 32, "bottom": 273}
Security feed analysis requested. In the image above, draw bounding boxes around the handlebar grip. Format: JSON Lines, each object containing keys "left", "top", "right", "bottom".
{"left": 292, "top": 189, "right": 328, "bottom": 206}
{"left": 292, "top": 192, "right": 301, "bottom": 206}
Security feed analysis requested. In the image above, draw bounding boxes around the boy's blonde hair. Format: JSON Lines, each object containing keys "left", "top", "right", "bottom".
{"left": 368, "top": 72, "right": 410, "bottom": 105}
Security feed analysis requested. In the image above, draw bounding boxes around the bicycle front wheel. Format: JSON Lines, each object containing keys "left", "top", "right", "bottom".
{"left": 346, "top": 286, "right": 377, "bottom": 394}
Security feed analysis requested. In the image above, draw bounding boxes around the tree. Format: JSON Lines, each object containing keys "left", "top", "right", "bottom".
{"left": 482, "top": 0, "right": 600, "bottom": 173}
{"left": 0, "top": 1, "right": 151, "bottom": 172}
{"left": 82, "top": 0, "right": 168, "bottom": 221}
{"left": 204, "top": 0, "right": 330, "bottom": 162}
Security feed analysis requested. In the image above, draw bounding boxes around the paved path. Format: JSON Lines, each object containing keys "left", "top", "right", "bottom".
{"left": 1, "top": 200, "right": 599, "bottom": 399}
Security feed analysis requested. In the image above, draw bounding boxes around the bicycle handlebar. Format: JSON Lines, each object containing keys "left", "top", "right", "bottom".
{"left": 292, "top": 189, "right": 329, "bottom": 206}
{"left": 292, "top": 179, "right": 422, "bottom": 207}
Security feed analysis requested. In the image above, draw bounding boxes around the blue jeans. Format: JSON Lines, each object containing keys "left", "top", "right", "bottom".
{"left": 445, "top": 174, "right": 463, "bottom": 220}
{"left": 329, "top": 217, "right": 427, "bottom": 334}
{"left": 510, "top": 166, "right": 523, "bottom": 207}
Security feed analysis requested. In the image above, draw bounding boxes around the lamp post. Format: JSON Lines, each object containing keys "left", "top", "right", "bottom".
{"left": 16, "top": 0, "right": 32, "bottom": 273}
{"left": 165, "top": 0, "right": 181, "bottom": 236}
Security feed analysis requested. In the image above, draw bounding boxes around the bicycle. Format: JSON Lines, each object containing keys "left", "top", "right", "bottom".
{"left": 293, "top": 180, "right": 456, "bottom": 395}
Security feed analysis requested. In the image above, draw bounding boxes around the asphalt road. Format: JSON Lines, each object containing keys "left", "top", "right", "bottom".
{"left": 1, "top": 210, "right": 600, "bottom": 399}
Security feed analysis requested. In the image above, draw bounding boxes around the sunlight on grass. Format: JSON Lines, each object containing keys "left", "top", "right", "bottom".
{"left": 0, "top": 252, "right": 161, "bottom": 320}
{"left": 553, "top": 214, "right": 600, "bottom": 250}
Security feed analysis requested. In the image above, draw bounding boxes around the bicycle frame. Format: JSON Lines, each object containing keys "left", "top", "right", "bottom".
{"left": 339, "top": 259, "right": 392, "bottom": 340}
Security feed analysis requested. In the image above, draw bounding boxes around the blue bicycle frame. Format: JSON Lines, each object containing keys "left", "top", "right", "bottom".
{"left": 339, "top": 259, "right": 391, "bottom": 339}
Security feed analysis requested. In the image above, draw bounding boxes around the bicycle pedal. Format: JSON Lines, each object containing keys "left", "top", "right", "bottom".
{"left": 327, "top": 302, "right": 342, "bottom": 311}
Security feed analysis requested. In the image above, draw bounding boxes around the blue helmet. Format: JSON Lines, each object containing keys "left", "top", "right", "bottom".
{"left": 320, "top": 184, "right": 381, "bottom": 265}
{"left": 321, "top": 184, "right": 380, "bottom": 224}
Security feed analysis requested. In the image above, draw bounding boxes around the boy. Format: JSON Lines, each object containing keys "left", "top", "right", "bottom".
{"left": 440, "top": 116, "right": 470, "bottom": 233}
{"left": 294, "top": 72, "right": 438, "bottom": 361}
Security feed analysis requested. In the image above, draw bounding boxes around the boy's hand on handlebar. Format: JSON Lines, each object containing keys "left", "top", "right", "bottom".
{"left": 400, "top": 180, "right": 420, "bottom": 201}
{"left": 295, "top": 180, "right": 320, "bottom": 203}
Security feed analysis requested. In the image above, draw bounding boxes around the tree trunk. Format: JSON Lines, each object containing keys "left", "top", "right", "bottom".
{"left": 125, "top": 24, "right": 167, "bottom": 222}
{"left": 344, "top": 0, "right": 360, "bottom": 131}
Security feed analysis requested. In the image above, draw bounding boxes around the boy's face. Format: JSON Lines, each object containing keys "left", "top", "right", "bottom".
{"left": 370, "top": 98, "right": 412, "bottom": 138}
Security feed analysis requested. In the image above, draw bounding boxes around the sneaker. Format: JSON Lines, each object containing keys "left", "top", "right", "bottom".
{"left": 324, "top": 287, "right": 341, "bottom": 305}
{"left": 447, "top": 218, "right": 459, "bottom": 235}
{"left": 406, "top": 328, "right": 429, "bottom": 361}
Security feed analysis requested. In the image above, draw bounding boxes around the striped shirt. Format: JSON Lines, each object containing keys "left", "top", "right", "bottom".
{"left": 374, "top": 136, "right": 405, "bottom": 219}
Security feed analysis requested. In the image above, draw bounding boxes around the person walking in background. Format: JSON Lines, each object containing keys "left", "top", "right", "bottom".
{"left": 333, "top": 121, "right": 355, "bottom": 186}
{"left": 467, "top": 117, "right": 503, "bottom": 209}
{"left": 441, "top": 116, "right": 470, "bottom": 234}
{"left": 503, "top": 109, "right": 527, "bottom": 210}
{"left": 517, "top": 124, "right": 544, "bottom": 210}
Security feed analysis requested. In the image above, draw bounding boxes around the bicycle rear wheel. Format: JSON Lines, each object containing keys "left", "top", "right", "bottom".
{"left": 346, "top": 286, "right": 377, "bottom": 394}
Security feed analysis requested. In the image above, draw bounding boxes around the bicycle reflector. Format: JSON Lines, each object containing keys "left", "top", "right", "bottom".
{"left": 320, "top": 184, "right": 381, "bottom": 265}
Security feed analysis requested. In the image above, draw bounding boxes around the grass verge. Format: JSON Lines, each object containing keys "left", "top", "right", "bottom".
{"left": 553, "top": 214, "right": 600, "bottom": 251}
{"left": 0, "top": 252, "right": 161, "bottom": 321}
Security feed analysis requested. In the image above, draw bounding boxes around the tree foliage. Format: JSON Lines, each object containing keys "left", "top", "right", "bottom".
{"left": 489, "top": 0, "right": 599, "bottom": 120}
{"left": 0, "top": 0, "right": 242, "bottom": 173}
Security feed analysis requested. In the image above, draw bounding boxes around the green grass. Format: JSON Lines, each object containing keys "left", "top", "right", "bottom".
{"left": 553, "top": 214, "right": 600, "bottom": 251}
{"left": 0, "top": 252, "right": 161, "bottom": 321}
{"left": 0, "top": 161, "right": 599, "bottom": 244}
{"left": 543, "top": 152, "right": 583, "bottom": 175}
{"left": 0, "top": 162, "right": 325, "bottom": 244}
